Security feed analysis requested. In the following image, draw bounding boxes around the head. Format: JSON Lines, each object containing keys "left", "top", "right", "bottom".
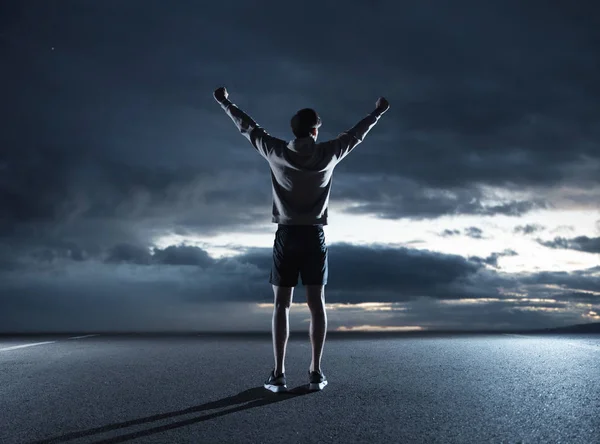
{"left": 290, "top": 108, "right": 322, "bottom": 141}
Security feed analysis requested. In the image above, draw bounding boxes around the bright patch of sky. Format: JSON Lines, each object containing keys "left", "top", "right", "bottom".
{"left": 153, "top": 203, "right": 599, "bottom": 275}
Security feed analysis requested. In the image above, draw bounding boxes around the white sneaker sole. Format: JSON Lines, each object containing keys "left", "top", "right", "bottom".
{"left": 309, "top": 380, "right": 328, "bottom": 391}
{"left": 264, "top": 384, "right": 288, "bottom": 393}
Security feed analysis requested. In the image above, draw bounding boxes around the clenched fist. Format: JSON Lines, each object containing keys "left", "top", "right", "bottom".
{"left": 213, "top": 86, "right": 228, "bottom": 103}
{"left": 376, "top": 97, "right": 390, "bottom": 113}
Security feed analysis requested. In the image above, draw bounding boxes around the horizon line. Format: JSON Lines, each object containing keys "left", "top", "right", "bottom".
{"left": 1, "top": 323, "right": 599, "bottom": 337}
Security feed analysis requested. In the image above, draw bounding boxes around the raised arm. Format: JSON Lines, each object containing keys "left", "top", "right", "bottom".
{"left": 213, "top": 87, "right": 281, "bottom": 160}
{"left": 328, "top": 97, "right": 390, "bottom": 163}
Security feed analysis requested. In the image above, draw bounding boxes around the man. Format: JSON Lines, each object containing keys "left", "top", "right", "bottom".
{"left": 213, "top": 86, "right": 389, "bottom": 392}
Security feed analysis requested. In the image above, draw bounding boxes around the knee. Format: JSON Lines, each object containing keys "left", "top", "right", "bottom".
{"left": 275, "top": 299, "right": 292, "bottom": 310}
{"left": 273, "top": 285, "right": 293, "bottom": 310}
{"left": 274, "top": 294, "right": 293, "bottom": 310}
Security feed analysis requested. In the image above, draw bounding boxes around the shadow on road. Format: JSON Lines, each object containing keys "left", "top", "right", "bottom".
{"left": 29, "top": 385, "right": 313, "bottom": 444}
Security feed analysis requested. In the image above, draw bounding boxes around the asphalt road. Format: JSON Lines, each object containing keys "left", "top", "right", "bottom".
{"left": 1, "top": 333, "right": 598, "bottom": 444}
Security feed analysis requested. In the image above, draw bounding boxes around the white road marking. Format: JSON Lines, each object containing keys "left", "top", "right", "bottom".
{"left": 502, "top": 333, "right": 533, "bottom": 339}
{"left": 0, "top": 341, "right": 56, "bottom": 352}
{"left": 68, "top": 334, "right": 99, "bottom": 340}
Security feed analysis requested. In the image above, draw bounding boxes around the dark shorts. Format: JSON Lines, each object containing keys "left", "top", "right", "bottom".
{"left": 269, "top": 224, "right": 328, "bottom": 287}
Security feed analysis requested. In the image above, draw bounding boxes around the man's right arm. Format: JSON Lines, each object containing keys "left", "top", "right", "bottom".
{"left": 328, "top": 98, "right": 389, "bottom": 163}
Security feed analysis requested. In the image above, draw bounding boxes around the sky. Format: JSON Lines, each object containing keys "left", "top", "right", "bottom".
{"left": 1, "top": 0, "right": 599, "bottom": 333}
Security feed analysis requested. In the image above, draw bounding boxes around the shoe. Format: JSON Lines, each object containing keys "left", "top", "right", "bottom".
{"left": 264, "top": 369, "right": 288, "bottom": 393}
{"left": 308, "top": 370, "right": 328, "bottom": 391}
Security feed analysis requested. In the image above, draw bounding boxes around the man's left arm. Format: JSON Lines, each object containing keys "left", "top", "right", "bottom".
{"left": 214, "top": 87, "right": 280, "bottom": 160}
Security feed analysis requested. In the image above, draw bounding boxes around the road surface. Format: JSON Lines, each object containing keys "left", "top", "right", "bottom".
{"left": 1, "top": 333, "right": 598, "bottom": 443}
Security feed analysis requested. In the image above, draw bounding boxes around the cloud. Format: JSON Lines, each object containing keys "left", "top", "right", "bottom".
{"left": 514, "top": 224, "right": 545, "bottom": 235}
{"left": 518, "top": 269, "right": 600, "bottom": 304}
{"left": 151, "top": 245, "right": 214, "bottom": 267}
{"left": 0, "top": 241, "right": 492, "bottom": 309}
{"left": 537, "top": 236, "right": 600, "bottom": 254}
{"left": 3, "top": 0, "right": 599, "bottom": 249}
{"left": 237, "top": 243, "right": 515, "bottom": 303}
{"left": 336, "top": 176, "right": 550, "bottom": 220}
{"left": 105, "top": 243, "right": 152, "bottom": 265}
{"left": 468, "top": 249, "right": 518, "bottom": 269}
{"left": 0, "top": 238, "right": 597, "bottom": 332}
{"left": 440, "top": 229, "right": 461, "bottom": 237}
{"left": 356, "top": 296, "right": 594, "bottom": 331}
{"left": 2, "top": 1, "right": 600, "bottom": 333}
{"left": 438, "top": 226, "right": 498, "bottom": 240}
{"left": 104, "top": 243, "right": 214, "bottom": 267}
{"left": 464, "top": 227, "right": 484, "bottom": 239}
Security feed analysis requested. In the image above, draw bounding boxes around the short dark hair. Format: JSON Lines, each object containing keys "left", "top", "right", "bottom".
{"left": 290, "top": 108, "right": 322, "bottom": 138}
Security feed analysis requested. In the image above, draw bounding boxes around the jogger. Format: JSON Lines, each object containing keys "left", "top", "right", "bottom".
{"left": 213, "top": 86, "right": 389, "bottom": 392}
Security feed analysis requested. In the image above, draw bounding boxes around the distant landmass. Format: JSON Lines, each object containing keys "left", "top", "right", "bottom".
{"left": 527, "top": 321, "right": 600, "bottom": 334}
{"left": 1, "top": 322, "right": 599, "bottom": 337}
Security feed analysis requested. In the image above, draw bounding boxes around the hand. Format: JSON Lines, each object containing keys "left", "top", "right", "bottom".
{"left": 213, "top": 86, "right": 228, "bottom": 103}
{"left": 376, "top": 96, "right": 390, "bottom": 113}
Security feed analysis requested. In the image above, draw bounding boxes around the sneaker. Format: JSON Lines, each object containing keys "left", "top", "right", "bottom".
{"left": 264, "top": 369, "right": 288, "bottom": 393}
{"left": 308, "top": 370, "right": 328, "bottom": 391}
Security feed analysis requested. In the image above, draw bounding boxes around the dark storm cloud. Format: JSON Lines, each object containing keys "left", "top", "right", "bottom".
{"left": 343, "top": 196, "right": 550, "bottom": 220}
{"left": 151, "top": 245, "right": 213, "bottom": 267}
{"left": 518, "top": 268, "right": 600, "bottom": 304}
{"left": 241, "top": 243, "right": 506, "bottom": 302}
{"left": 1, "top": 239, "right": 597, "bottom": 332}
{"left": 367, "top": 297, "right": 591, "bottom": 332}
{"left": 2, "top": 239, "right": 216, "bottom": 269}
{"left": 2, "top": 0, "right": 599, "bottom": 246}
{"left": 336, "top": 176, "right": 550, "bottom": 220}
{"left": 2, "top": 239, "right": 494, "bottom": 303}
{"left": 259, "top": 1, "right": 600, "bottom": 187}
{"left": 104, "top": 244, "right": 213, "bottom": 267}
{"left": 514, "top": 224, "right": 545, "bottom": 235}
{"left": 105, "top": 243, "right": 152, "bottom": 265}
{"left": 0, "top": 149, "right": 271, "bottom": 239}
{"left": 251, "top": 0, "right": 600, "bottom": 219}
{"left": 1, "top": 0, "right": 276, "bottom": 242}
{"left": 2, "top": 1, "right": 600, "bottom": 331}
{"left": 537, "top": 236, "right": 600, "bottom": 254}
{"left": 316, "top": 243, "right": 488, "bottom": 300}
{"left": 0, "top": 242, "right": 495, "bottom": 307}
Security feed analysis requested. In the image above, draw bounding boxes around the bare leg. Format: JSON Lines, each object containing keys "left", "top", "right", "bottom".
{"left": 306, "top": 285, "right": 327, "bottom": 373}
{"left": 272, "top": 285, "right": 294, "bottom": 375}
